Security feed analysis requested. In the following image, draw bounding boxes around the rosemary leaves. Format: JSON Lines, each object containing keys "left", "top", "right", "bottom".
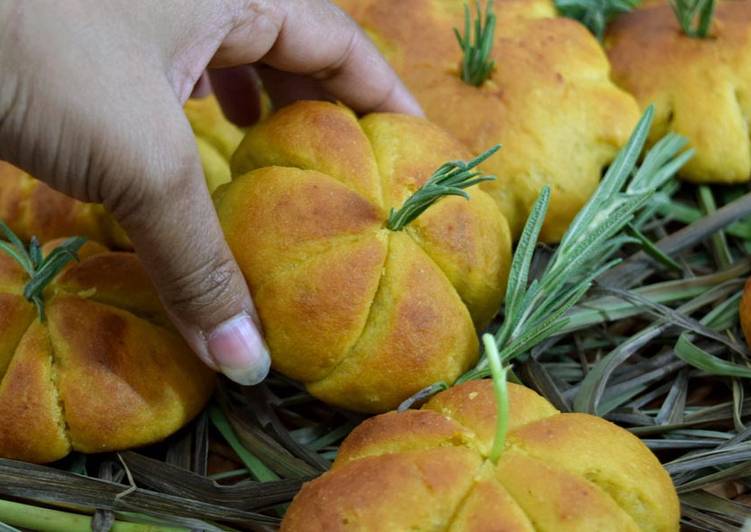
{"left": 455, "top": 0, "right": 497, "bottom": 86}
{"left": 0, "top": 221, "right": 85, "bottom": 320}
{"left": 386, "top": 144, "right": 500, "bottom": 231}
{"left": 671, "top": 0, "right": 716, "bottom": 38}
{"left": 556, "top": 0, "right": 640, "bottom": 40}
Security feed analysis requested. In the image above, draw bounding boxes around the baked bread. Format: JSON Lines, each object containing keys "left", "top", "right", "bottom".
{"left": 282, "top": 380, "right": 680, "bottom": 531}
{"left": 218, "top": 100, "right": 512, "bottom": 413}
{"left": 337, "top": 0, "right": 640, "bottom": 242}
{"left": 0, "top": 240, "right": 215, "bottom": 463}
{"left": 607, "top": 1, "right": 751, "bottom": 183}
{"left": 0, "top": 161, "right": 128, "bottom": 247}
{"left": 185, "top": 95, "right": 244, "bottom": 193}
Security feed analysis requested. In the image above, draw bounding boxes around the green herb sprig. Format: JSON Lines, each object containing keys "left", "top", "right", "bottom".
{"left": 455, "top": 1, "right": 497, "bottom": 86}
{"left": 386, "top": 144, "right": 500, "bottom": 231}
{"left": 556, "top": 0, "right": 640, "bottom": 41}
{"left": 671, "top": 0, "right": 716, "bottom": 38}
{"left": 0, "top": 221, "right": 86, "bottom": 321}
{"left": 483, "top": 333, "right": 510, "bottom": 465}
{"left": 458, "top": 105, "right": 694, "bottom": 383}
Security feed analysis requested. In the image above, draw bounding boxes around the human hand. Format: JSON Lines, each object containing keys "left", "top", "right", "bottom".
{"left": 0, "top": 0, "right": 422, "bottom": 385}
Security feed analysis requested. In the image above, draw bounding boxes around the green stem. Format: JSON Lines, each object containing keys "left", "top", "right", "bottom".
{"left": 0, "top": 499, "right": 184, "bottom": 532}
{"left": 209, "top": 406, "right": 279, "bottom": 482}
{"left": 625, "top": 223, "right": 683, "bottom": 273}
{"left": 697, "top": 186, "right": 732, "bottom": 269}
{"left": 483, "top": 334, "right": 509, "bottom": 465}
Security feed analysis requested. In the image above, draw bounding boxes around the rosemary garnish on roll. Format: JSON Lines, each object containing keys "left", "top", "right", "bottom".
{"left": 455, "top": 0, "right": 497, "bottom": 86}
{"left": 556, "top": 0, "right": 640, "bottom": 41}
{"left": 670, "top": 0, "right": 716, "bottom": 38}
{"left": 386, "top": 144, "right": 500, "bottom": 231}
{"left": 0, "top": 221, "right": 85, "bottom": 321}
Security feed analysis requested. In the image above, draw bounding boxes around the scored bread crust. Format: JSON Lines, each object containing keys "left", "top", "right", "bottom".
{"left": 0, "top": 242, "right": 215, "bottom": 463}
{"left": 336, "top": 0, "right": 640, "bottom": 243}
{"left": 606, "top": 1, "right": 751, "bottom": 184}
{"left": 282, "top": 380, "right": 680, "bottom": 532}
{"left": 217, "top": 101, "right": 512, "bottom": 413}
{"left": 0, "top": 162, "right": 129, "bottom": 248}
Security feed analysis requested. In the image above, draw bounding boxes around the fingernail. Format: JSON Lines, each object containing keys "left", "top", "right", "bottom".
{"left": 395, "top": 83, "right": 425, "bottom": 117}
{"left": 207, "top": 313, "right": 271, "bottom": 385}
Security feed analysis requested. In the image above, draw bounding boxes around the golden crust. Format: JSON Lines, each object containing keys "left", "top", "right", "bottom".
{"left": 283, "top": 380, "right": 679, "bottom": 530}
{"left": 231, "top": 102, "right": 383, "bottom": 207}
{"left": 496, "top": 451, "right": 639, "bottom": 531}
{"left": 0, "top": 321, "right": 70, "bottom": 463}
{"left": 0, "top": 244, "right": 215, "bottom": 462}
{"left": 217, "top": 166, "right": 383, "bottom": 287}
{"left": 185, "top": 95, "right": 244, "bottom": 193}
{"left": 219, "top": 101, "right": 511, "bottom": 412}
{"left": 423, "top": 380, "right": 559, "bottom": 454}
{"left": 606, "top": 1, "right": 751, "bottom": 183}
{"left": 282, "top": 447, "right": 482, "bottom": 532}
{"left": 306, "top": 233, "right": 478, "bottom": 413}
{"left": 508, "top": 412, "right": 680, "bottom": 531}
{"left": 334, "top": 409, "right": 476, "bottom": 467}
{"left": 0, "top": 161, "right": 129, "bottom": 247}
{"left": 254, "top": 235, "right": 388, "bottom": 383}
{"left": 447, "top": 463, "right": 535, "bottom": 532}
{"left": 46, "top": 296, "right": 215, "bottom": 453}
{"left": 336, "top": 0, "right": 640, "bottom": 242}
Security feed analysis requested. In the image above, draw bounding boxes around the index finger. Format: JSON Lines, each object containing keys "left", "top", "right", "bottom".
{"left": 210, "top": 0, "right": 424, "bottom": 116}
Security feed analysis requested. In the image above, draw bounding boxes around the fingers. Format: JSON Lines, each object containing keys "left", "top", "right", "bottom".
{"left": 209, "top": 66, "right": 263, "bottom": 127}
{"left": 254, "top": 66, "right": 331, "bottom": 111}
{"left": 106, "top": 119, "right": 271, "bottom": 385}
{"left": 212, "top": 0, "right": 423, "bottom": 116}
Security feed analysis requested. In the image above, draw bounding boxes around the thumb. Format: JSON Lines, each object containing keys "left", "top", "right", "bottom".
{"left": 110, "top": 133, "right": 271, "bottom": 386}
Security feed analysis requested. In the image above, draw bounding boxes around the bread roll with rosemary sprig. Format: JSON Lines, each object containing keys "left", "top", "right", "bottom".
{"left": 282, "top": 380, "right": 679, "bottom": 531}
{"left": 0, "top": 161, "right": 129, "bottom": 247}
{"left": 0, "top": 231, "right": 215, "bottom": 463}
{"left": 606, "top": 1, "right": 751, "bottom": 184}
{"left": 218, "top": 100, "right": 512, "bottom": 413}
{"left": 337, "top": 0, "right": 640, "bottom": 242}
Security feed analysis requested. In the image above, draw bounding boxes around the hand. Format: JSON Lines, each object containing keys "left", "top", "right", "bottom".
{"left": 0, "top": 0, "right": 422, "bottom": 385}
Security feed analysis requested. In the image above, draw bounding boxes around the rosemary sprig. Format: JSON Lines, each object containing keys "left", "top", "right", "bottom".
{"left": 0, "top": 221, "right": 86, "bottom": 321}
{"left": 556, "top": 0, "right": 640, "bottom": 41}
{"left": 670, "top": 0, "right": 716, "bottom": 38}
{"left": 386, "top": 145, "right": 500, "bottom": 231}
{"left": 454, "top": 1, "right": 496, "bottom": 86}
{"left": 483, "top": 333, "right": 510, "bottom": 465}
{"left": 458, "top": 105, "right": 694, "bottom": 382}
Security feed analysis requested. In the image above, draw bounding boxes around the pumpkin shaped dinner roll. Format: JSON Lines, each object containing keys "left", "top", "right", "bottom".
{"left": 336, "top": 0, "right": 640, "bottom": 242}
{"left": 0, "top": 161, "right": 128, "bottom": 247}
{"left": 0, "top": 237, "right": 215, "bottom": 463}
{"left": 185, "top": 95, "right": 244, "bottom": 193}
{"left": 607, "top": 1, "right": 751, "bottom": 184}
{"left": 282, "top": 380, "right": 680, "bottom": 531}
{"left": 218, "top": 101, "right": 512, "bottom": 413}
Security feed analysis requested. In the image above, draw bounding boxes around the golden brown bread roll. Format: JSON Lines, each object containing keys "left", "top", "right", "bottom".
{"left": 336, "top": 0, "right": 640, "bottom": 242}
{"left": 217, "top": 100, "right": 512, "bottom": 413}
{"left": 606, "top": 1, "right": 751, "bottom": 183}
{"left": 0, "top": 240, "right": 215, "bottom": 463}
{"left": 185, "top": 95, "right": 244, "bottom": 193}
{"left": 282, "top": 380, "right": 680, "bottom": 531}
{"left": 0, "top": 161, "right": 129, "bottom": 247}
